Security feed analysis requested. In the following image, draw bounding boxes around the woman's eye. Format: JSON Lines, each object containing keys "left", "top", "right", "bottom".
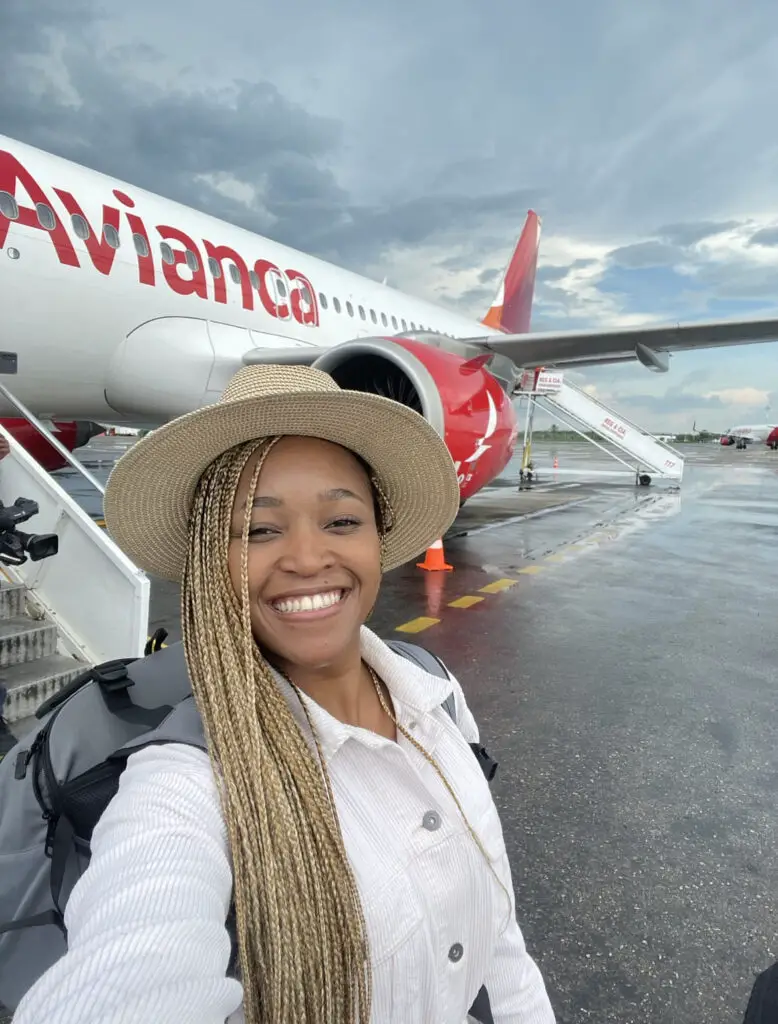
{"left": 247, "top": 525, "right": 279, "bottom": 539}
{"left": 328, "top": 516, "right": 361, "bottom": 530}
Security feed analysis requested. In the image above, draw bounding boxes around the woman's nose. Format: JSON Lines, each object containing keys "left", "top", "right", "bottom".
{"left": 276, "top": 526, "right": 334, "bottom": 575}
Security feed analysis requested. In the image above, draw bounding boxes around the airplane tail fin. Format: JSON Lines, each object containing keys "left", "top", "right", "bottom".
{"left": 481, "top": 210, "right": 541, "bottom": 335}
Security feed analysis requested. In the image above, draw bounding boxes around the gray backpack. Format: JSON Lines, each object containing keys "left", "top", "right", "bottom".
{"left": 0, "top": 634, "right": 497, "bottom": 1020}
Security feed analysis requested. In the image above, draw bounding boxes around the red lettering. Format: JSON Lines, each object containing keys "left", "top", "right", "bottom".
{"left": 156, "top": 225, "right": 208, "bottom": 299}
{"left": 203, "top": 241, "right": 254, "bottom": 310}
{"left": 53, "top": 189, "right": 121, "bottom": 275}
{"left": 254, "top": 259, "right": 290, "bottom": 319}
{"left": 113, "top": 190, "right": 154, "bottom": 287}
{"left": 286, "top": 269, "right": 319, "bottom": 326}
{"left": 0, "top": 150, "right": 79, "bottom": 267}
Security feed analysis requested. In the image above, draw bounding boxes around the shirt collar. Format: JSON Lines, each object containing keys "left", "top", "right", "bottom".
{"left": 272, "top": 627, "right": 453, "bottom": 765}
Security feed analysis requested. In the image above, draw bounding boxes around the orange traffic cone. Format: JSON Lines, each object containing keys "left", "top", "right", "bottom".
{"left": 416, "top": 538, "right": 453, "bottom": 572}
{"left": 553, "top": 455, "right": 559, "bottom": 469}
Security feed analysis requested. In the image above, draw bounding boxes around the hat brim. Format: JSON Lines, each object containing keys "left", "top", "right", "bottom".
{"left": 103, "top": 389, "right": 461, "bottom": 581}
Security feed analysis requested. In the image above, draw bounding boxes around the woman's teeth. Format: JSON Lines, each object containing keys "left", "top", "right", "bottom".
{"left": 272, "top": 590, "right": 345, "bottom": 614}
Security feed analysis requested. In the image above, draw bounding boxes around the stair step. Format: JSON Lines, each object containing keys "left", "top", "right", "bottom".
{"left": 0, "top": 616, "right": 57, "bottom": 668}
{"left": 2, "top": 653, "right": 88, "bottom": 723}
{"left": 0, "top": 583, "right": 26, "bottom": 620}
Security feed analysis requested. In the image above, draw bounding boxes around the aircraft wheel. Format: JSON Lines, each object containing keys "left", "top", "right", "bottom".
{"left": 638, "top": 474, "right": 651, "bottom": 487}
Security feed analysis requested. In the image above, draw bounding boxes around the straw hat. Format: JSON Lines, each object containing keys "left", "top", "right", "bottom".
{"left": 103, "top": 364, "right": 460, "bottom": 581}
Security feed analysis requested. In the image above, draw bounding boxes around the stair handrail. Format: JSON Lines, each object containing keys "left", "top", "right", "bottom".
{"left": 0, "top": 382, "right": 105, "bottom": 495}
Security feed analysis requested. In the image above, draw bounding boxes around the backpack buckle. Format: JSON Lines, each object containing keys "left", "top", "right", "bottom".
{"left": 93, "top": 661, "right": 133, "bottom": 693}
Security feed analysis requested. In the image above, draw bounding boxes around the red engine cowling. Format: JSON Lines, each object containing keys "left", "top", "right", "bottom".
{"left": 312, "top": 337, "right": 518, "bottom": 501}
{"left": 0, "top": 419, "right": 105, "bottom": 470}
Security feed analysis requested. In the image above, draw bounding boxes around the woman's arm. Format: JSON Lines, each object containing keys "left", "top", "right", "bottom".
{"left": 482, "top": 912, "right": 556, "bottom": 1023}
{"left": 14, "top": 743, "right": 243, "bottom": 1024}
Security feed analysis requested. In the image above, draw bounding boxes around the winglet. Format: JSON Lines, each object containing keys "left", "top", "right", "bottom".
{"left": 481, "top": 210, "right": 542, "bottom": 335}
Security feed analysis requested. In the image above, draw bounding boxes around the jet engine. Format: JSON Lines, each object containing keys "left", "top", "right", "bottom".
{"left": 0, "top": 419, "right": 104, "bottom": 471}
{"left": 312, "top": 336, "right": 519, "bottom": 499}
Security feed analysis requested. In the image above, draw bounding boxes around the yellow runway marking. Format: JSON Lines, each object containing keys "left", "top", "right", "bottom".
{"left": 518, "top": 565, "right": 544, "bottom": 575}
{"left": 448, "top": 595, "right": 485, "bottom": 608}
{"left": 479, "top": 578, "right": 519, "bottom": 594}
{"left": 544, "top": 553, "right": 568, "bottom": 563}
{"left": 395, "top": 616, "right": 440, "bottom": 633}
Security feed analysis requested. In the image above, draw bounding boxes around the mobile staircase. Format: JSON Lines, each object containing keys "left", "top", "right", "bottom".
{"left": 516, "top": 370, "right": 685, "bottom": 486}
{"left": 0, "top": 385, "right": 149, "bottom": 726}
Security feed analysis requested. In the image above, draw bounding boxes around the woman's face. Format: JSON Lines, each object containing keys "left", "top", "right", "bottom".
{"left": 228, "top": 436, "right": 382, "bottom": 670}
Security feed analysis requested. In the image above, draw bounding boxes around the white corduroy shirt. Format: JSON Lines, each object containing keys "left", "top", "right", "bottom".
{"left": 13, "top": 628, "right": 555, "bottom": 1024}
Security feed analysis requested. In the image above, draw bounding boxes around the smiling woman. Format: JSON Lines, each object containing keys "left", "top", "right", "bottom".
{"left": 13, "top": 365, "right": 556, "bottom": 1024}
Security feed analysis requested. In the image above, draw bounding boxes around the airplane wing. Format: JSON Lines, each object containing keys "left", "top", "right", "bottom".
{"left": 460, "top": 315, "right": 778, "bottom": 372}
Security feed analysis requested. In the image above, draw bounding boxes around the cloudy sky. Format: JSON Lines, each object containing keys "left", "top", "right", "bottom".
{"left": 3, "top": 0, "right": 778, "bottom": 430}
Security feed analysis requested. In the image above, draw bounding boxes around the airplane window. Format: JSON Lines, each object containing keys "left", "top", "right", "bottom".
{"left": 333, "top": 297, "right": 341, "bottom": 313}
{"left": 391, "top": 316, "right": 398, "bottom": 329}
{"left": 103, "top": 224, "right": 120, "bottom": 248}
{"left": 0, "top": 192, "right": 18, "bottom": 220}
{"left": 276, "top": 278, "right": 287, "bottom": 298}
{"left": 346, "top": 301, "right": 354, "bottom": 316}
{"left": 410, "top": 321, "right": 416, "bottom": 331}
{"left": 160, "top": 242, "right": 175, "bottom": 265}
{"left": 133, "top": 233, "right": 149, "bottom": 258}
{"left": 319, "top": 292, "right": 328, "bottom": 309}
{"left": 401, "top": 319, "right": 407, "bottom": 331}
{"left": 370, "top": 309, "right": 377, "bottom": 324}
{"left": 71, "top": 214, "right": 90, "bottom": 240}
{"left": 381, "top": 312, "right": 388, "bottom": 327}
{"left": 185, "top": 249, "right": 199, "bottom": 272}
{"left": 358, "top": 305, "right": 366, "bottom": 320}
{"left": 249, "top": 270, "right": 259, "bottom": 289}
{"left": 208, "top": 257, "right": 222, "bottom": 278}
{"left": 229, "top": 263, "right": 241, "bottom": 284}
{"left": 36, "top": 204, "right": 56, "bottom": 231}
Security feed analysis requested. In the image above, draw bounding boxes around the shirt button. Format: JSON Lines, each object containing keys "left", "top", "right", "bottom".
{"left": 448, "top": 943, "right": 464, "bottom": 963}
{"left": 422, "top": 810, "right": 441, "bottom": 831}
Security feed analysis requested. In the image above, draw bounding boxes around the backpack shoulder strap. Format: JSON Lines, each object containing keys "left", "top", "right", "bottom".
{"left": 387, "top": 639, "right": 497, "bottom": 782}
{"left": 386, "top": 640, "right": 457, "bottom": 721}
{"left": 386, "top": 639, "right": 450, "bottom": 680}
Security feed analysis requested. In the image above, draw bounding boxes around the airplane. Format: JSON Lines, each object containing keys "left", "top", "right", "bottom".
{"left": 719, "top": 424, "right": 778, "bottom": 448}
{"left": 4, "top": 132, "right": 778, "bottom": 502}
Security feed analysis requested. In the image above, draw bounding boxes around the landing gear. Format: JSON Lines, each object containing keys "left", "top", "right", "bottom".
{"left": 636, "top": 472, "right": 652, "bottom": 487}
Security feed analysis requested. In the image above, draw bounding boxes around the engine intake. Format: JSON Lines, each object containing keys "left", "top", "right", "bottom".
{"left": 312, "top": 338, "right": 446, "bottom": 437}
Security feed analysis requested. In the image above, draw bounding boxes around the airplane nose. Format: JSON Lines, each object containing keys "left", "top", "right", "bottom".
{"left": 74, "top": 421, "right": 105, "bottom": 448}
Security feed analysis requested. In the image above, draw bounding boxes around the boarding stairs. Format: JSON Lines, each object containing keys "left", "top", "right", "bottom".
{"left": 517, "top": 371, "right": 685, "bottom": 484}
{"left": 0, "top": 385, "right": 149, "bottom": 726}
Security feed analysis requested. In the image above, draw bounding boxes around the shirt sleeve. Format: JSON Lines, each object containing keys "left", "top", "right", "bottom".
{"left": 445, "top": 672, "right": 557, "bottom": 1024}
{"left": 483, "top": 913, "right": 556, "bottom": 1023}
{"left": 13, "top": 742, "right": 244, "bottom": 1024}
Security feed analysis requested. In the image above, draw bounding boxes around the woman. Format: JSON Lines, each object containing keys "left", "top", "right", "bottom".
{"left": 14, "top": 365, "right": 555, "bottom": 1024}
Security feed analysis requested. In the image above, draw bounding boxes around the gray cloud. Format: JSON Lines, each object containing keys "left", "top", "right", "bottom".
{"left": 608, "top": 240, "right": 682, "bottom": 268}
{"left": 478, "top": 267, "right": 501, "bottom": 284}
{"left": 657, "top": 220, "right": 741, "bottom": 246}
{"left": 748, "top": 226, "right": 778, "bottom": 247}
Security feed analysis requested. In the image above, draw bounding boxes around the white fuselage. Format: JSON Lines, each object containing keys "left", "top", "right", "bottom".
{"left": 0, "top": 134, "right": 502, "bottom": 423}
{"left": 723, "top": 424, "right": 778, "bottom": 443}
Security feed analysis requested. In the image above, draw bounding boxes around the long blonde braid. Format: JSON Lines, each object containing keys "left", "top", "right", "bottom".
{"left": 181, "top": 438, "right": 371, "bottom": 1024}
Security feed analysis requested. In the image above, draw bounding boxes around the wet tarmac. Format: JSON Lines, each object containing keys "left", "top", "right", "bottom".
{"left": 46, "top": 438, "right": 778, "bottom": 1022}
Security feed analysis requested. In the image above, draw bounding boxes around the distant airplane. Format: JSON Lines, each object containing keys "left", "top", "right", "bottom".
{"left": 719, "top": 424, "right": 778, "bottom": 449}
{"left": 5, "top": 134, "right": 778, "bottom": 497}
